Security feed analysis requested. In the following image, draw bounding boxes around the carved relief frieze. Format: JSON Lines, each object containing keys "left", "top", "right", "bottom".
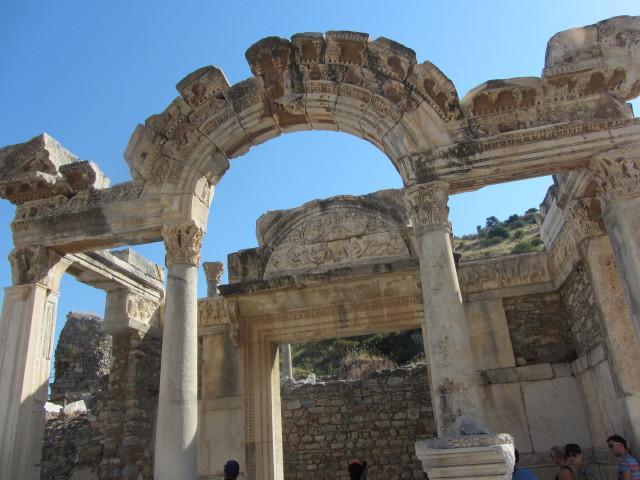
{"left": 548, "top": 221, "right": 581, "bottom": 278}
{"left": 162, "top": 223, "right": 204, "bottom": 267}
{"left": 125, "top": 293, "right": 158, "bottom": 326}
{"left": 590, "top": 146, "right": 640, "bottom": 201}
{"left": 458, "top": 253, "right": 550, "bottom": 294}
{"left": 403, "top": 182, "right": 450, "bottom": 230}
{"left": 264, "top": 210, "right": 409, "bottom": 277}
{"left": 198, "top": 298, "right": 243, "bottom": 346}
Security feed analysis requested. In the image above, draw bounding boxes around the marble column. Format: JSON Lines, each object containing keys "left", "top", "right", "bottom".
{"left": 0, "top": 246, "right": 70, "bottom": 480}
{"left": 567, "top": 198, "right": 640, "bottom": 450}
{"left": 155, "top": 223, "right": 203, "bottom": 480}
{"left": 591, "top": 147, "right": 640, "bottom": 343}
{"left": 404, "top": 182, "right": 481, "bottom": 435}
{"left": 203, "top": 261, "right": 224, "bottom": 298}
{"left": 280, "top": 344, "right": 293, "bottom": 379}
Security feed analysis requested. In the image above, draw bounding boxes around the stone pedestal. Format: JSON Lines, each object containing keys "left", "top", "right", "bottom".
{"left": 415, "top": 433, "right": 514, "bottom": 480}
{"left": 155, "top": 223, "right": 203, "bottom": 480}
{"left": 0, "top": 247, "right": 69, "bottom": 480}
{"left": 404, "top": 182, "right": 482, "bottom": 434}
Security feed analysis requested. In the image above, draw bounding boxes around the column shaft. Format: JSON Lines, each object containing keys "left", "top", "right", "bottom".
{"left": 155, "top": 224, "right": 202, "bottom": 480}
{"left": 405, "top": 183, "right": 481, "bottom": 435}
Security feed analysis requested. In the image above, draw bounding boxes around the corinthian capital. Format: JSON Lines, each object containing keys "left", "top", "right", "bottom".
{"left": 565, "top": 198, "right": 606, "bottom": 250}
{"left": 9, "top": 246, "right": 70, "bottom": 290}
{"left": 404, "top": 182, "right": 450, "bottom": 231}
{"left": 590, "top": 146, "right": 640, "bottom": 201}
{"left": 162, "top": 223, "right": 204, "bottom": 267}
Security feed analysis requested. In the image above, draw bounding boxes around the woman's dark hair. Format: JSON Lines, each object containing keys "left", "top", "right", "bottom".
{"left": 348, "top": 463, "right": 365, "bottom": 479}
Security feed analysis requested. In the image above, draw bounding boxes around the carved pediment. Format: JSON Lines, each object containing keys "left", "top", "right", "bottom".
{"left": 257, "top": 191, "right": 411, "bottom": 279}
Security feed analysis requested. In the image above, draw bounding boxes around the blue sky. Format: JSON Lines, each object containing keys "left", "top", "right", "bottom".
{"left": 0, "top": 1, "right": 638, "bottom": 376}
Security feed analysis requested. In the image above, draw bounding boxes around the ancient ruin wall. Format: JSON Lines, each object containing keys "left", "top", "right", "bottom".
{"left": 281, "top": 365, "right": 434, "bottom": 480}
{"left": 560, "top": 262, "right": 603, "bottom": 356}
{"left": 50, "top": 312, "right": 112, "bottom": 404}
{"left": 503, "top": 293, "right": 575, "bottom": 364}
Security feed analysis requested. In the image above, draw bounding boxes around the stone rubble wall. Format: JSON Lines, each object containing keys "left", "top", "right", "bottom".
{"left": 41, "top": 411, "right": 103, "bottom": 480}
{"left": 503, "top": 293, "right": 575, "bottom": 364}
{"left": 50, "top": 312, "right": 112, "bottom": 404}
{"left": 98, "top": 329, "right": 161, "bottom": 480}
{"left": 560, "top": 261, "right": 603, "bottom": 356}
{"left": 281, "top": 364, "right": 434, "bottom": 480}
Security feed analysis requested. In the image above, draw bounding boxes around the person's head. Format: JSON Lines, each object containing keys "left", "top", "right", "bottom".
{"left": 550, "top": 445, "right": 566, "bottom": 466}
{"left": 607, "top": 434, "right": 629, "bottom": 457}
{"left": 565, "top": 444, "right": 584, "bottom": 468}
{"left": 223, "top": 459, "right": 240, "bottom": 480}
{"left": 348, "top": 459, "right": 365, "bottom": 480}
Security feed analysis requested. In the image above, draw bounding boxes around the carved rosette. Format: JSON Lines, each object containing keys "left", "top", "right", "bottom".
{"left": 162, "top": 223, "right": 204, "bottom": 267}
{"left": 590, "top": 147, "right": 640, "bottom": 202}
{"left": 9, "top": 246, "right": 69, "bottom": 289}
{"left": 565, "top": 199, "right": 606, "bottom": 250}
{"left": 403, "top": 182, "right": 450, "bottom": 231}
{"left": 203, "top": 261, "right": 224, "bottom": 284}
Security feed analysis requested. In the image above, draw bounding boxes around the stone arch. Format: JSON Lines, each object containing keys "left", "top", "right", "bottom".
{"left": 124, "top": 31, "right": 461, "bottom": 220}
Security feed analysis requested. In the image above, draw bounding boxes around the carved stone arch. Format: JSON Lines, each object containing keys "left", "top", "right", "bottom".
{"left": 124, "top": 31, "right": 461, "bottom": 218}
{"left": 254, "top": 190, "right": 412, "bottom": 279}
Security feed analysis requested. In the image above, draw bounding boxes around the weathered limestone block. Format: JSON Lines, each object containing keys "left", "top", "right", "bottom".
{"left": 544, "top": 16, "right": 640, "bottom": 101}
{"left": 415, "top": 432, "right": 514, "bottom": 480}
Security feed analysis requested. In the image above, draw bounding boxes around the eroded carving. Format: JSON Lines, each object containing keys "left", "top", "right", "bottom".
{"left": 162, "top": 223, "right": 204, "bottom": 267}
{"left": 590, "top": 146, "right": 640, "bottom": 200}
{"left": 125, "top": 293, "right": 158, "bottom": 325}
{"left": 458, "top": 253, "right": 550, "bottom": 294}
{"left": 9, "top": 246, "right": 69, "bottom": 289}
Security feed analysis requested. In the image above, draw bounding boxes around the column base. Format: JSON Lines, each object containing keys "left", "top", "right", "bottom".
{"left": 415, "top": 433, "right": 514, "bottom": 480}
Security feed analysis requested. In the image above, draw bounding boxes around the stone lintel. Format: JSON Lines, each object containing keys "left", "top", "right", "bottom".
{"left": 67, "top": 249, "right": 164, "bottom": 301}
{"left": 480, "top": 364, "right": 556, "bottom": 385}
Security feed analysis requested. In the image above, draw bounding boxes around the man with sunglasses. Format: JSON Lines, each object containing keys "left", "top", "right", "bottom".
{"left": 607, "top": 435, "right": 640, "bottom": 480}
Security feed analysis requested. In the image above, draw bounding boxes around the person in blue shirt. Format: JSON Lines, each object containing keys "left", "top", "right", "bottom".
{"left": 513, "top": 449, "right": 539, "bottom": 480}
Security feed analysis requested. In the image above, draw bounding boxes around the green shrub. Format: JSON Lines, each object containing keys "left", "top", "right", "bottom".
{"left": 511, "top": 241, "right": 535, "bottom": 254}
{"left": 513, "top": 229, "right": 524, "bottom": 239}
{"left": 487, "top": 225, "right": 510, "bottom": 239}
{"left": 530, "top": 237, "right": 543, "bottom": 246}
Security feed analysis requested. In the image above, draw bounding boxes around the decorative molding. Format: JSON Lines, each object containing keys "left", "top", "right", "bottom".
{"left": 198, "top": 298, "right": 243, "bottom": 346}
{"left": 403, "top": 182, "right": 450, "bottom": 231}
{"left": 162, "top": 223, "right": 203, "bottom": 267}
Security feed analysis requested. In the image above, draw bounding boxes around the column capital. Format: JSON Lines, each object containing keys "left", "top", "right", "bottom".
{"left": 203, "top": 261, "right": 224, "bottom": 284}
{"left": 8, "top": 246, "right": 70, "bottom": 290}
{"left": 590, "top": 145, "right": 640, "bottom": 202}
{"left": 564, "top": 198, "right": 606, "bottom": 251}
{"left": 403, "top": 181, "right": 450, "bottom": 232}
{"left": 162, "top": 223, "right": 204, "bottom": 267}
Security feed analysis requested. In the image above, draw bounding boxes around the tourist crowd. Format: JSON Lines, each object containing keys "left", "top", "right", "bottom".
{"left": 512, "top": 434, "right": 640, "bottom": 480}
